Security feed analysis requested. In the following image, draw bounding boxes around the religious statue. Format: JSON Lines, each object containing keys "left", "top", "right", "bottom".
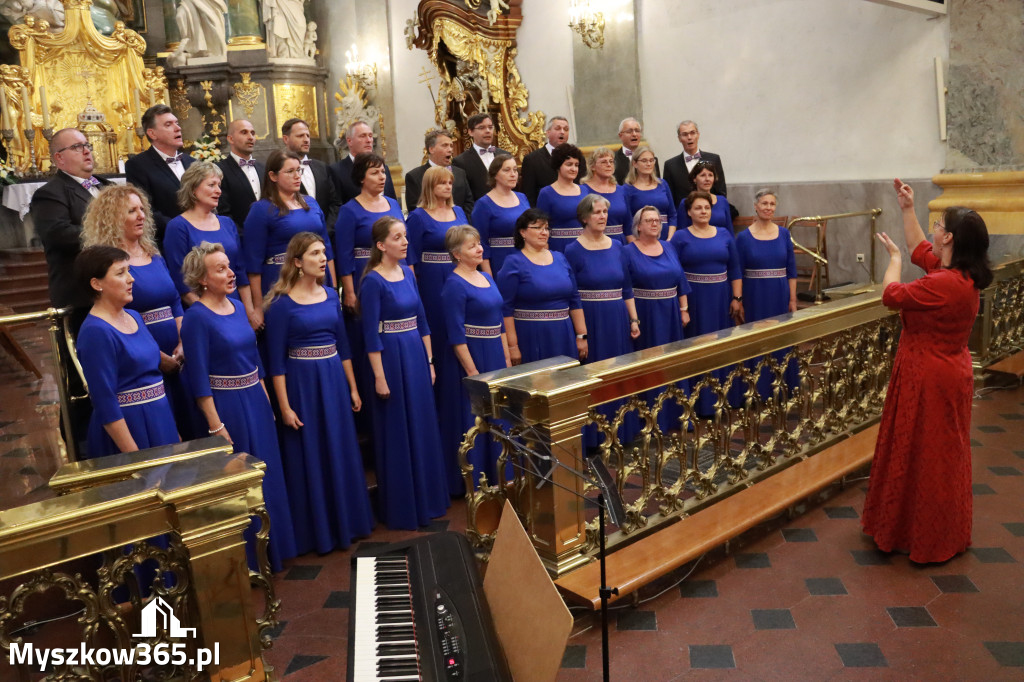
{"left": 174, "top": 0, "right": 228, "bottom": 60}
{"left": 0, "top": 0, "right": 64, "bottom": 28}
{"left": 263, "top": 0, "right": 308, "bottom": 60}
{"left": 303, "top": 21, "right": 317, "bottom": 60}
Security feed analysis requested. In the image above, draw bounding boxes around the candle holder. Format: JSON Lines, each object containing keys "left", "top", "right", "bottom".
{"left": 1, "top": 128, "right": 13, "bottom": 161}
{"left": 23, "top": 126, "right": 39, "bottom": 177}
{"left": 41, "top": 127, "right": 53, "bottom": 143}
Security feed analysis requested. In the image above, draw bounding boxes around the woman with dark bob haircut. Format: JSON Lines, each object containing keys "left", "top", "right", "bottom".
{"left": 861, "top": 178, "right": 993, "bottom": 564}
{"left": 536, "top": 143, "right": 587, "bottom": 253}
{"left": 74, "top": 245, "right": 180, "bottom": 457}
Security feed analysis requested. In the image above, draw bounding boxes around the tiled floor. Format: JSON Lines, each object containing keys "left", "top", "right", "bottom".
{"left": 2, "top": 321, "right": 1023, "bottom": 680}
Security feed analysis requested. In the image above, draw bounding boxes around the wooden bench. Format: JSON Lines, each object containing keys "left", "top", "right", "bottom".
{"left": 987, "top": 350, "right": 1024, "bottom": 382}
{"left": 555, "top": 423, "right": 879, "bottom": 609}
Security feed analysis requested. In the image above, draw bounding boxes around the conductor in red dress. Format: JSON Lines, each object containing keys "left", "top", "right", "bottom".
{"left": 861, "top": 178, "right": 992, "bottom": 564}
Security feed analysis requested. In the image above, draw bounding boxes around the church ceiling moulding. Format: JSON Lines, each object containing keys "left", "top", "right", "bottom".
{"left": 406, "top": 0, "right": 545, "bottom": 160}
{"left": 6, "top": 0, "right": 165, "bottom": 170}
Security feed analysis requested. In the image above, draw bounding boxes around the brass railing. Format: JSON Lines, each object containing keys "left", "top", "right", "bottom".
{"left": 787, "top": 208, "right": 883, "bottom": 303}
{"left": 0, "top": 306, "right": 84, "bottom": 463}
{"left": 0, "top": 441, "right": 281, "bottom": 681}
{"left": 460, "top": 255, "right": 1024, "bottom": 577}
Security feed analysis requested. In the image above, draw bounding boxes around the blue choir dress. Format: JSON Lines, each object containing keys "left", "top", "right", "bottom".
{"left": 243, "top": 198, "right": 333, "bottom": 295}
{"left": 441, "top": 272, "right": 509, "bottom": 489}
{"left": 536, "top": 185, "right": 585, "bottom": 252}
{"left": 406, "top": 206, "right": 468, "bottom": 495}
{"left": 582, "top": 184, "right": 632, "bottom": 243}
{"left": 471, "top": 192, "right": 529, "bottom": 275}
{"left": 736, "top": 227, "right": 799, "bottom": 399}
{"left": 678, "top": 194, "right": 734, "bottom": 234}
{"left": 78, "top": 310, "right": 180, "bottom": 458}
{"left": 265, "top": 287, "right": 374, "bottom": 553}
{"left": 164, "top": 214, "right": 249, "bottom": 301}
{"left": 624, "top": 241, "right": 691, "bottom": 432}
{"left": 565, "top": 239, "right": 636, "bottom": 446}
{"left": 625, "top": 180, "right": 677, "bottom": 240}
{"left": 126, "top": 255, "right": 198, "bottom": 439}
{"left": 496, "top": 250, "right": 580, "bottom": 364}
{"left": 181, "top": 299, "right": 297, "bottom": 571}
{"left": 670, "top": 227, "right": 744, "bottom": 415}
{"left": 360, "top": 266, "right": 450, "bottom": 529}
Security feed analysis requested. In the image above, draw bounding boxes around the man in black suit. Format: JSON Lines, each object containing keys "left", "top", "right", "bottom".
{"left": 663, "top": 120, "right": 728, "bottom": 209}
{"left": 328, "top": 120, "right": 397, "bottom": 205}
{"left": 452, "top": 113, "right": 509, "bottom": 201}
{"left": 282, "top": 117, "right": 340, "bottom": 227}
{"left": 519, "top": 115, "right": 588, "bottom": 207}
{"left": 31, "top": 127, "right": 112, "bottom": 455}
{"left": 613, "top": 117, "right": 659, "bottom": 184}
{"left": 31, "top": 127, "right": 112, "bottom": 328}
{"left": 404, "top": 129, "right": 474, "bottom": 215}
{"left": 216, "top": 119, "right": 264, "bottom": 236}
{"left": 125, "top": 104, "right": 193, "bottom": 246}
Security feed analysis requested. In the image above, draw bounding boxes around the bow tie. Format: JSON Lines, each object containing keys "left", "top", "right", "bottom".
{"left": 81, "top": 177, "right": 100, "bottom": 190}
{"left": 238, "top": 158, "right": 256, "bottom": 168}
{"left": 165, "top": 153, "right": 182, "bottom": 164}
{"left": 685, "top": 153, "right": 701, "bottom": 162}
{"left": 623, "top": 148, "right": 632, "bottom": 158}
{"left": 478, "top": 146, "right": 496, "bottom": 155}
{"left": 301, "top": 159, "right": 311, "bottom": 165}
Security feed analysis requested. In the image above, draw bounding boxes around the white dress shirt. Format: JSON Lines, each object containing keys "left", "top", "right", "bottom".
{"left": 684, "top": 149, "right": 703, "bottom": 174}
{"left": 156, "top": 147, "right": 185, "bottom": 180}
{"left": 63, "top": 171, "right": 100, "bottom": 198}
{"left": 473, "top": 143, "right": 494, "bottom": 169}
{"left": 300, "top": 154, "right": 316, "bottom": 197}
{"left": 231, "top": 151, "right": 261, "bottom": 198}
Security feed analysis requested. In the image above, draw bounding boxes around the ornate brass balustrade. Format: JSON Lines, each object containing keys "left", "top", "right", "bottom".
{"left": 970, "top": 256, "right": 1024, "bottom": 369}
{"left": 0, "top": 445, "right": 278, "bottom": 681}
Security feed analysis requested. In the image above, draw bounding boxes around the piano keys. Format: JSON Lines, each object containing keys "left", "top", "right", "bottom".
{"left": 348, "top": 532, "right": 511, "bottom": 681}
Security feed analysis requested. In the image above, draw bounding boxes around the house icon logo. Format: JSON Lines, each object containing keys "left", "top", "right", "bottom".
{"left": 133, "top": 597, "right": 197, "bottom": 638}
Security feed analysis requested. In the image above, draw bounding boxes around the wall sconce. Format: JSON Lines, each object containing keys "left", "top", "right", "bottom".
{"left": 345, "top": 44, "right": 377, "bottom": 90}
{"left": 569, "top": 0, "right": 605, "bottom": 49}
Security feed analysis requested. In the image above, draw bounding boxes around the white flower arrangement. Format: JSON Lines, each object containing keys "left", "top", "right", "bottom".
{"left": 190, "top": 135, "right": 225, "bottom": 163}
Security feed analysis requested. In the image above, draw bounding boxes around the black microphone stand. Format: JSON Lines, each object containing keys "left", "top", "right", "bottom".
{"left": 488, "top": 430, "right": 623, "bottom": 682}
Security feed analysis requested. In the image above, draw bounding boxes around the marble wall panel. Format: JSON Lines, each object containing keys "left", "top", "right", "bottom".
{"left": 945, "top": 0, "right": 1024, "bottom": 170}
{"left": 571, "top": 4, "right": 642, "bottom": 146}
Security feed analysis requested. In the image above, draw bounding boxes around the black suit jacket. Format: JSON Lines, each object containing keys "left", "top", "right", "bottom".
{"left": 613, "top": 147, "right": 660, "bottom": 185}
{"left": 299, "top": 157, "right": 341, "bottom": 231}
{"left": 216, "top": 156, "right": 264, "bottom": 237}
{"left": 663, "top": 150, "right": 727, "bottom": 209}
{"left": 452, "top": 147, "right": 509, "bottom": 204}
{"left": 124, "top": 146, "right": 193, "bottom": 245}
{"left": 404, "top": 163, "right": 474, "bottom": 216}
{"left": 328, "top": 156, "right": 398, "bottom": 206}
{"left": 30, "top": 172, "right": 113, "bottom": 310}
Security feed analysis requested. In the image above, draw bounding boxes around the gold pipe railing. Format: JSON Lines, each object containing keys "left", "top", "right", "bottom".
{"left": 0, "top": 306, "right": 84, "bottom": 463}
{"left": 0, "top": 444, "right": 279, "bottom": 681}
{"left": 463, "top": 288, "right": 900, "bottom": 576}
{"left": 787, "top": 208, "right": 883, "bottom": 303}
{"left": 970, "top": 256, "right": 1024, "bottom": 370}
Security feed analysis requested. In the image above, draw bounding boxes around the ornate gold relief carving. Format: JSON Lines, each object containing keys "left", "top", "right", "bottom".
{"left": 273, "top": 83, "right": 319, "bottom": 137}
{"left": 407, "top": 0, "right": 545, "bottom": 160}
{"left": 233, "top": 72, "right": 262, "bottom": 119}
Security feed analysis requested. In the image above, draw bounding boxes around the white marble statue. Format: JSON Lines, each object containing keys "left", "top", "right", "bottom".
{"left": 175, "top": 0, "right": 228, "bottom": 60}
{"left": 263, "top": 0, "right": 307, "bottom": 59}
{"left": 0, "top": 0, "right": 65, "bottom": 28}
{"left": 303, "top": 21, "right": 317, "bottom": 60}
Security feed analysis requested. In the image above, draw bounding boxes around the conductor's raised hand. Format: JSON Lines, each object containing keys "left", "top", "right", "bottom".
{"left": 893, "top": 178, "right": 914, "bottom": 211}
{"left": 876, "top": 231, "right": 900, "bottom": 257}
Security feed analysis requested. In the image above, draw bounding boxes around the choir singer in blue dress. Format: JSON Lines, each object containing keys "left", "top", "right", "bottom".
{"left": 582, "top": 147, "right": 633, "bottom": 243}
{"left": 74, "top": 245, "right": 181, "bottom": 457}
{"left": 360, "top": 216, "right": 450, "bottom": 529}
{"left": 470, "top": 154, "right": 528, "bottom": 276}
{"left": 264, "top": 232, "right": 374, "bottom": 553}
{"left": 624, "top": 145, "right": 677, "bottom": 240}
{"left": 677, "top": 161, "right": 733, "bottom": 234}
{"left": 536, "top": 144, "right": 586, "bottom": 253}
{"left": 497, "top": 208, "right": 587, "bottom": 365}
{"left": 441, "top": 225, "right": 511, "bottom": 488}
{"left": 180, "top": 242, "right": 297, "bottom": 571}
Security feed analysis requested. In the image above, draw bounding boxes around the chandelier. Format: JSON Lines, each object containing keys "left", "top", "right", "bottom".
{"left": 568, "top": 0, "right": 605, "bottom": 49}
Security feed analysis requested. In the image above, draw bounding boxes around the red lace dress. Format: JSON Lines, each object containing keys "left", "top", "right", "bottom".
{"left": 861, "top": 241, "right": 979, "bottom": 563}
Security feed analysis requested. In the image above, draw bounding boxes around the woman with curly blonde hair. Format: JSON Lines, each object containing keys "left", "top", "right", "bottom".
{"left": 82, "top": 183, "right": 197, "bottom": 438}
